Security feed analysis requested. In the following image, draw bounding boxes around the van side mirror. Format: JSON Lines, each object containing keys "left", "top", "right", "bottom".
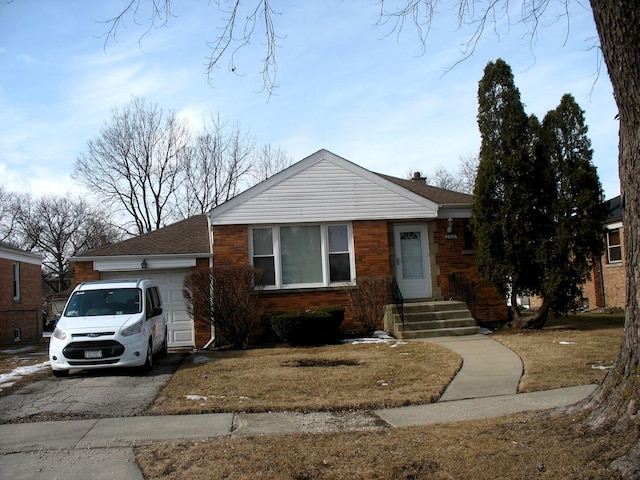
{"left": 149, "top": 306, "right": 163, "bottom": 318}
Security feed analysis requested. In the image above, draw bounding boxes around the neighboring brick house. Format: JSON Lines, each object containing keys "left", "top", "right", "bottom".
{"left": 71, "top": 215, "right": 213, "bottom": 349}
{"left": 209, "top": 149, "right": 508, "bottom": 337}
{"left": 0, "top": 242, "right": 42, "bottom": 345}
{"left": 582, "top": 196, "right": 625, "bottom": 310}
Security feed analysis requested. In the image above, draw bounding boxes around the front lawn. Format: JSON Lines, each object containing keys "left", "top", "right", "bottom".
{"left": 148, "top": 337, "right": 461, "bottom": 415}
{"left": 137, "top": 312, "right": 631, "bottom": 480}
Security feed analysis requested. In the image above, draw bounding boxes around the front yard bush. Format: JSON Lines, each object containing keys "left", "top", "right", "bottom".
{"left": 269, "top": 308, "right": 344, "bottom": 346}
{"left": 346, "top": 275, "right": 394, "bottom": 336}
{"left": 183, "top": 266, "right": 263, "bottom": 349}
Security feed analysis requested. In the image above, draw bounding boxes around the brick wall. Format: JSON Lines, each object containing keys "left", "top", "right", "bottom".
{"left": 352, "top": 220, "right": 393, "bottom": 277}
{"left": 202, "top": 218, "right": 509, "bottom": 344}
{"left": 570, "top": 225, "right": 626, "bottom": 311}
{"left": 0, "top": 259, "right": 43, "bottom": 345}
{"left": 434, "top": 218, "right": 508, "bottom": 324}
{"left": 212, "top": 225, "right": 249, "bottom": 266}
{"left": 73, "top": 261, "right": 100, "bottom": 285}
{"left": 201, "top": 220, "right": 396, "bottom": 343}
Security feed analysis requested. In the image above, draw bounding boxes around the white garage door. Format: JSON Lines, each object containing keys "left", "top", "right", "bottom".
{"left": 101, "top": 269, "right": 195, "bottom": 349}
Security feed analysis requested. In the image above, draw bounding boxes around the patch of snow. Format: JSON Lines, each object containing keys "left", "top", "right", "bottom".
{"left": 480, "top": 327, "right": 493, "bottom": 335}
{"left": 344, "top": 330, "right": 406, "bottom": 346}
{"left": 591, "top": 364, "right": 613, "bottom": 370}
{"left": 0, "top": 361, "right": 50, "bottom": 391}
{"left": 558, "top": 341, "right": 577, "bottom": 345}
{"left": 191, "top": 355, "right": 212, "bottom": 364}
{"left": 185, "top": 394, "right": 209, "bottom": 401}
{"left": 0, "top": 346, "right": 37, "bottom": 355}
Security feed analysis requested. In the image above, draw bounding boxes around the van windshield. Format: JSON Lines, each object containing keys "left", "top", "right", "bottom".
{"left": 63, "top": 288, "right": 142, "bottom": 317}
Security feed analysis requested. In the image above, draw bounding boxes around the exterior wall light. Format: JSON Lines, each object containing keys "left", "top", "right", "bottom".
{"left": 141, "top": 259, "right": 147, "bottom": 269}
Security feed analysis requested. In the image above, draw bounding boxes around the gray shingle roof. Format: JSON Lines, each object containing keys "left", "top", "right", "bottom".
{"left": 77, "top": 215, "right": 211, "bottom": 258}
{"left": 375, "top": 173, "right": 473, "bottom": 205}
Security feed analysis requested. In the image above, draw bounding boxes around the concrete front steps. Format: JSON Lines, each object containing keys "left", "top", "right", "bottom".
{"left": 384, "top": 300, "right": 480, "bottom": 339}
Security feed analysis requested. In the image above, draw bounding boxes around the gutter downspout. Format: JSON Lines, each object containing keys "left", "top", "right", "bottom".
{"left": 202, "top": 214, "right": 216, "bottom": 350}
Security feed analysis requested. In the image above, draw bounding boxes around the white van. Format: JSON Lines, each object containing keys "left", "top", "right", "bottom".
{"left": 49, "top": 279, "right": 168, "bottom": 377}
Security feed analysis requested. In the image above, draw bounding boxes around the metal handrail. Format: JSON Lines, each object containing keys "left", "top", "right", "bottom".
{"left": 390, "top": 277, "right": 404, "bottom": 325}
{"left": 447, "top": 272, "right": 476, "bottom": 318}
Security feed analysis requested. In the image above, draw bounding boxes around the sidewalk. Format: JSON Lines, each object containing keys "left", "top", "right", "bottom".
{"left": 0, "top": 336, "right": 597, "bottom": 480}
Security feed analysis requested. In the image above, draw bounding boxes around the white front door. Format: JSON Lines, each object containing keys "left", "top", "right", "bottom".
{"left": 394, "top": 224, "right": 431, "bottom": 299}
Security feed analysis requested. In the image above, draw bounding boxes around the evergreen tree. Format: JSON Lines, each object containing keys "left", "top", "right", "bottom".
{"left": 472, "top": 61, "right": 606, "bottom": 328}
{"left": 539, "top": 94, "right": 607, "bottom": 316}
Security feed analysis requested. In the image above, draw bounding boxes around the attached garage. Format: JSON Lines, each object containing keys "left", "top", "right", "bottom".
{"left": 101, "top": 269, "right": 195, "bottom": 349}
{"left": 71, "top": 215, "right": 213, "bottom": 350}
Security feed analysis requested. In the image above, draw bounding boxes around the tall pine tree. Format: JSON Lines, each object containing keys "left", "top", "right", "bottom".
{"left": 539, "top": 94, "right": 607, "bottom": 316}
{"left": 472, "top": 61, "right": 606, "bottom": 328}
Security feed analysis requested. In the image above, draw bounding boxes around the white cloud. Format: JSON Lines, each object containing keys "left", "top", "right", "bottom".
{"left": 0, "top": 1, "right": 621, "bottom": 200}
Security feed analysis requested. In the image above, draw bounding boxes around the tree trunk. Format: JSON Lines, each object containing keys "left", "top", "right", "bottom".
{"left": 568, "top": 2, "right": 640, "bottom": 476}
{"left": 507, "top": 294, "right": 551, "bottom": 329}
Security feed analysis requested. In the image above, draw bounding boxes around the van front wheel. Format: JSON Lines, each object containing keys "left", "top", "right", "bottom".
{"left": 141, "top": 340, "right": 153, "bottom": 373}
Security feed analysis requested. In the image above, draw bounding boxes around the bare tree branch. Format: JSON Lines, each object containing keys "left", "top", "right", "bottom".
{"left": 205, "top": 0, "right": 282, "bottom": 97}
{"left": 74, "top": 97, "right": 189, "bottom": 235}
{"left": 99, "top": 0, "right": 174, "bottom": 52}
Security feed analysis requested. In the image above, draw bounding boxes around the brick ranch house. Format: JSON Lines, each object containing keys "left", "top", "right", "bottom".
{"left": 0, "top": 242, "right": 42, "bottom": 345}
{"left": 72, "top": 150, "right": 508, "bottom": 349}
{"left": 210, "top": 149, "right": 507, "bottom": 341}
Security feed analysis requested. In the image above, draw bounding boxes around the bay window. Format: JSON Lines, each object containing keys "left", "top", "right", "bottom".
{"left": 250, "top": 223, "right": 354, "bottom": 288}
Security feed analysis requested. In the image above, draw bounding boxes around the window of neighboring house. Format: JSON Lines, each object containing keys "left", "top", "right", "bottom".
{"left": 250, "top": 224, "right": 354, "bottom": 288}
{"left": 13, "top": 262, "right": 20, "bottom": 301}
{"left": 607, "top": 229, "right": 622, "bottom": 263}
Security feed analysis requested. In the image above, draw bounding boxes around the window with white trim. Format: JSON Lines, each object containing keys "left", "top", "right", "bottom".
{"left": 606, "top": 228, "right": 622, "bottom": 263}
{"left": 13, "top": 262, "right": 20, "bottom": 301}
{"left": 250, "top": 224, "right": 354, "bottom": 288}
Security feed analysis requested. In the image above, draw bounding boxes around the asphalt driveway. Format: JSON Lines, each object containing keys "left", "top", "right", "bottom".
{"left": 0, "top": 352, "right": 186, "bottom": 424}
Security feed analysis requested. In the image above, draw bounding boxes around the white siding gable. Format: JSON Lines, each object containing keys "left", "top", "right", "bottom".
{"left": 211, "top": 150, "right": 438, "bottom": 225}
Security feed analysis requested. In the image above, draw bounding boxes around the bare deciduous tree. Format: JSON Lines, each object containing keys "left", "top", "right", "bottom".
{"left": 249, "top": 144, "right": 294, "bottom": 184}
{"left": 16, "top": 194, "right": 120, "bottom": 292}
{"left": 176, "top": 115, "right": 256, "bottom": 218}
{"left": 410, "top": 155, "right": 478, "bottom": 194}
{"left": 457, "top": 154, "right": 479, "bottom": 194}
{"left": 0, "top": 187, "right": 25, "bottom": 244}
{"left": 74, "top": 96, "right": 190, "bottom": 235}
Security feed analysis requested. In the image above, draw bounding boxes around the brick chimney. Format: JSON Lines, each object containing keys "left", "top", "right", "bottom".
{"left": 411, "top": 171, "right": 426, "bottom": 184}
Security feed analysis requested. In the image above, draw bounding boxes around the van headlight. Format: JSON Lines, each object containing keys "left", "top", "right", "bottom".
{"left": 52, "top": 327, "right": 67, "bottom": 341}
{"left": 121, "top": 320, "right": 143, "bottom": 337}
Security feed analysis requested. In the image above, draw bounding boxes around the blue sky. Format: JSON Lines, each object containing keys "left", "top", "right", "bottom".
{"left": 0, "top": 1, "right": 620, "bottom": 200}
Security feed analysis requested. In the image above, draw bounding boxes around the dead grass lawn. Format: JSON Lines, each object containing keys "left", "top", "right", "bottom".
{"left": 138, "top": 312, "right": 632, "bottom": 479}
{"left": 137, "top": 410, "right": 635, "bottom": 479}
{"left": 492, "top": 312, "right": 624, "bottom": 392}
{"left": 148, "top": 341, "right": 461, "bottom": 415}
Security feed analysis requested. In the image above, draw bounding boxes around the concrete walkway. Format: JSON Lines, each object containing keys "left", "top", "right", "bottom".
{"left": 426, "top": 334, "right": 523, "bottom": 401}
{"left": 0, "top": 336, "right": 597, "bottom": 480}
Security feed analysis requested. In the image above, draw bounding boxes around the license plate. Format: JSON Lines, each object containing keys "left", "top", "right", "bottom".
{"left": 84, "top": 350, "right": 103, "bottom": 359}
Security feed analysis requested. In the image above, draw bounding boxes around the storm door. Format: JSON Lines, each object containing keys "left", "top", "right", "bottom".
{"left": 393, "top": 225, "right": 431, "bottom": 299}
